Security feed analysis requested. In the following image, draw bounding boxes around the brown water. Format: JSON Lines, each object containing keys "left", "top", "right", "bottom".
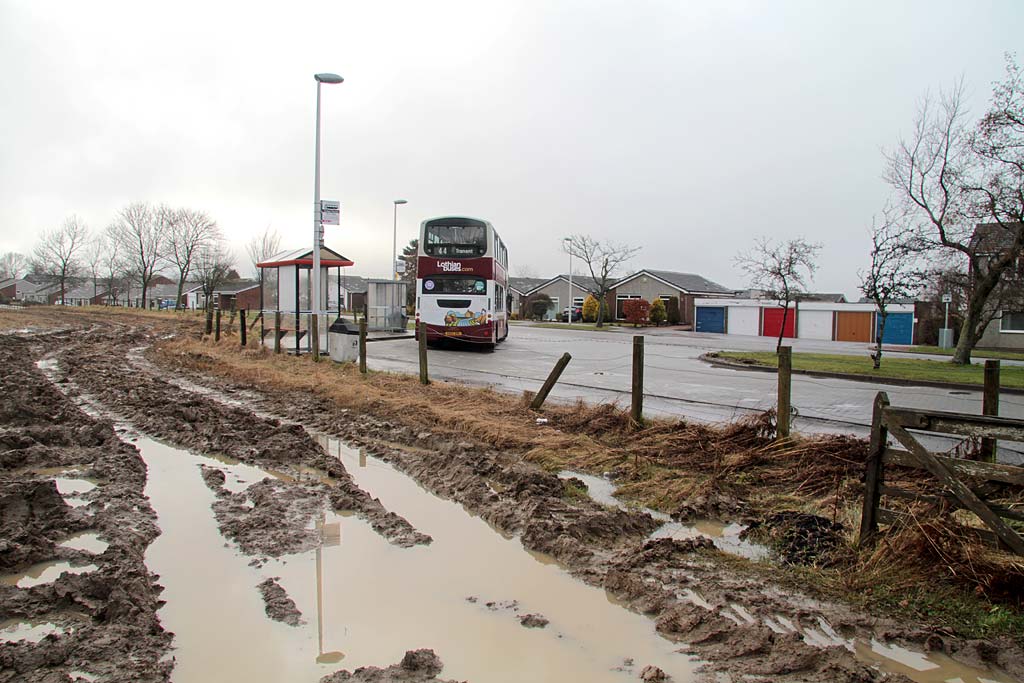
{"left": 139, "top": 435, "right": 697, "bottom": 682}
{"left": 0, "top": 561, "right": 98, "bottom": 588}
{"left": 560, "top": 470, "right": 769, "bottom": 560}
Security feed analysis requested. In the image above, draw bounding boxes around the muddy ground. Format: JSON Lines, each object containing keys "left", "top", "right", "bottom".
{"left": 2, "top": 309, "right": 1022, "bottom": 683}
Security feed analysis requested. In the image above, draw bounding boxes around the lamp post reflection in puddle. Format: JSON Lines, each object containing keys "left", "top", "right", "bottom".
{"left": 315, "top": 513, "right": 344, "bottom": 664}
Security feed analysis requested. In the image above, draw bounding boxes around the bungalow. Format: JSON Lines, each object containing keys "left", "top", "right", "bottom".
{"left": 213, "top": 280, "right": 261, "bottom": 311}
{"left": 0, "top": 278, "right": 40, "bottom": 301}
{"left": 519, "top": 275, "right": 596, "bottom": 321}
{"left": 61, "top": 283, "right": 108, "bottom": 307}
{"left": 508, "top": 277, "right": 550, "bottom": 319}
{"left": 608, "top": 270, "right": 734, "bottom": 326}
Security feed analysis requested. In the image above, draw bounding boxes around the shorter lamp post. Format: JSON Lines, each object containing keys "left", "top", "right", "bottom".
{"left": 563, "top": 237, "right": 573, "bottom": 324}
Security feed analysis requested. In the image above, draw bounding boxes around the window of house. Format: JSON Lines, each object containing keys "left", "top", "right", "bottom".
{"left": 1000, "top": 311, "right": 1024, "bottom": 332}
{"left": 616, "top": 295, "right": 641, "bottom": 319}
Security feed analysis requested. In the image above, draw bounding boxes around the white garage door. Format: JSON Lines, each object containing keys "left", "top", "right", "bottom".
{"left": 798, "top": 310, "right": 833, "bottom": 340}
{"left": 728, "top": 306, "right": 760, "bottom": 336}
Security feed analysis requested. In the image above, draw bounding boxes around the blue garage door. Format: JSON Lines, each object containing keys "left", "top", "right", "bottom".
{"left": 877, "top": 312, "right": 913, "bottom": 345}
{"left": 696, "top": 306, "right": 726, "bottom": 333}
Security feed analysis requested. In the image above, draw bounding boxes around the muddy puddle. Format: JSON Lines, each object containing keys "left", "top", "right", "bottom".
{"left": 0, "top": 620, "right": 72, "bottom": 644}
{"left": 1, "top": 561, "right": 98, "bottom": 589}
{"left": 138, "top": 433, "right": 697, "bottom": 682}
{"left": 560, "top": 471, "right": 769, "bottom": 561}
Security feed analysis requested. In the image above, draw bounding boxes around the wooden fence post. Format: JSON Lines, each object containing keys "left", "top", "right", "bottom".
{"left": 311, "top": 314, "right": 320, "bottom": 362}
{"left": 274, "top": 311, "right": 282, "bottom": 355}
{"left": 777, "top": 345, "right": 792, "bottom": 438}
{"left": 530, "top": 353, "right": 572, "bottom": 411}
{"left": 359, "top": 320, "right": 367, "bottom": 374}
{"left": 205, "top": 306, "right": 213, "bottom": 335}
{"left": 982, "top": 359, "right": 1000, "bottom": 463}
{"left": 239, "top": 309, "right": 247, "bottom": 347}
{"left": 418, "top": 322, "right": 429, "bottom": 385}
{"left": 858, "top": 391, "right": 890, "bottom": 547}
{"left": 215, "top": 309, "right": 221, "bottom": 342}
{"left": 631, "top": 335, "right": 644, "bottom": 426}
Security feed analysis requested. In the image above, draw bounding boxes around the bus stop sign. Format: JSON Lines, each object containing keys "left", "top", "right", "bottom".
{"left": 320, "top": 200, "right": 340, "bottom": 225}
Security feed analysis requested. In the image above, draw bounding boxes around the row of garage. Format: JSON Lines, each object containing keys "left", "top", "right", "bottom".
{"left": 693, "top": 299, "right": 916, "bottom": 345}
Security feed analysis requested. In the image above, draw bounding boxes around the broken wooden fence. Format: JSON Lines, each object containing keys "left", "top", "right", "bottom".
{"left": 859, "top": 391, "right": 1024, "bottom": 556}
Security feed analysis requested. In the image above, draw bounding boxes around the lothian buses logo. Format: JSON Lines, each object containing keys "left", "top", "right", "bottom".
{"left": 437, "top": 260, "right": 468, "bottom": 272}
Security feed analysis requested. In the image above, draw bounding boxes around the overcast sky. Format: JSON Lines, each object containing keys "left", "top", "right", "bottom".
{"left": 0, "top": 1, "right": 1020, "bottom": 297}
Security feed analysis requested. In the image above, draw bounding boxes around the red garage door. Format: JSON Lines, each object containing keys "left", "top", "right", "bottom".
{"left": 762, "top": 308, "right": 796, "bottom": 338}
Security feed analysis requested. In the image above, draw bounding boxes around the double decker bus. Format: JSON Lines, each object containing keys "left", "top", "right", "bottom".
{"left": 415, "top": 216, "right": 509, "bottom": 348}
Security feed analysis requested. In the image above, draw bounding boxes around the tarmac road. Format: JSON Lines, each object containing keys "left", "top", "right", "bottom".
{"left": 366, "top": 323, "right": 1024, "bottom": 462}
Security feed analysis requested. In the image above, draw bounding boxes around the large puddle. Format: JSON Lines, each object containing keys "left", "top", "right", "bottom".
{"left": 140, "top": 436, "right": 697, "bottom": 682}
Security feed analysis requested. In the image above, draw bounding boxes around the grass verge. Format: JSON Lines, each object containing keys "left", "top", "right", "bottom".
{"left": 715, "top": 350, "right": 1024, "bottom": 389}
{"left": 902, "top": 345, "right": 1024, "bottom": 362}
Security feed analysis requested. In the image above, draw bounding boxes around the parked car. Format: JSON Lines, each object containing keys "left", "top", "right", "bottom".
{"left": 561, "top": 307, "right": 583, "bottom": 323}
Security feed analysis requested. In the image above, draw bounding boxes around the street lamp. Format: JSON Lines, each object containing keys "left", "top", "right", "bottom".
{"left": 393, "top": 199, "right": 408, "bottom": 281}
{"left": 563, "top": 237, "right": 572, "bottom": 325}
{"left": 312, "top": 72, "right": 343, "bottom": 353}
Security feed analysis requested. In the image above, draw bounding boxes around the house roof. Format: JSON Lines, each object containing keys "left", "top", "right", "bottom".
{"left": 613, "top": 269, "right": 733, "bottom": 295}
{"left": 968, "top": 222, "right": 1024, "bottom": 254}
{"left": 798, "top": 292, "right": 848, "bottom": 303}
{"left": 213, "top": 280, "right": 260, "bottom": 295}
{"left": 148, "top": 283, "right": 185, "bottom": 299}
{"left": 257, "top": 246, "right": 354, "bottom": 268}
{"left": 63, "top": 284, "right": 106, "bottom": 300}
{"left": 339, "top": 275, "right": 368, "bottom": 294}
{"left": 522, "top": 274, "right": 600, "bottom": 296}
{"left": 508, "top": 277, "right": 550, "bottom": 295}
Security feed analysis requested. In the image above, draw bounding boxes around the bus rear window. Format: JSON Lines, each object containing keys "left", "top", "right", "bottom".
{"left": 422, "top": 277, "right": 487, "bottom": 295}
{"left": 424, "top": 224, "right": 486, "bottom": 257}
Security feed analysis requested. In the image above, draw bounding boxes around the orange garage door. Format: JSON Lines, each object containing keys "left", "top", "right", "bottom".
{"left": 835, "top": 312, "right": 873, "bottom": 342}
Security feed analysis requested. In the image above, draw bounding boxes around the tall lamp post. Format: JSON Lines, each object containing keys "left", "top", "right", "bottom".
{"left": 563, "top": 237, "right": 572, "bottom": 325}
{"left": 312, "top": 72, "right": 344, "bottom": 352}
{"left": 393, "top": 199, "right": 408, "bottom": 280}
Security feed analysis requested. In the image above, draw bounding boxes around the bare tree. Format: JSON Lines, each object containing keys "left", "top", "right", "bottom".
{"left": 564, "top": 235, "right": 641, "bottom": 327}
{"left": 33, "top": 216, "right": 90, "bottom": 305}
{"left": 99, "top": 235, "right": 122, "bottom": 306}
{"left": 736, "top": 236, "right": 821, "bottom": 352}
{"left": 246, "top": 226, "right": 281, "bottom": 276}
{"left": 515, "top": 264, "right": 539, "bottom": 279}
{"left": 82, "top": 235, "right": 107, "bottom": 303}
{"left": 859, "top": 207, "right": 928, "bottom": 368}
{"left": 193, "top": 243, "right": 234, "bottom": 312}
{"left": 107, "top": 202, "right": 165, "bottom": 309}
{"left": 886, "top": 56, "right": 1024, "bottom": 364}
{"left": 167, "top": 208, "right": 220, "bottom": 310}
{"left": 0, "top": 252, "right": 28, "bottom": 280}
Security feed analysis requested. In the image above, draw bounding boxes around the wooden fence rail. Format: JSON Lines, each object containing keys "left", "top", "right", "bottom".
{"left": 859, "top": 390, "right": 1024, "bottom": 556}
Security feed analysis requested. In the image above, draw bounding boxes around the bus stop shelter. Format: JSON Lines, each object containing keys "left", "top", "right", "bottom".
{"left": 257, "top": 246, "right": 354, "bottom": 355}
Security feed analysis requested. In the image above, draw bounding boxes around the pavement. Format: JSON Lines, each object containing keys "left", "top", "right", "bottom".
{"left": 365, "top": 323, "right": 1024, "bottom": 463}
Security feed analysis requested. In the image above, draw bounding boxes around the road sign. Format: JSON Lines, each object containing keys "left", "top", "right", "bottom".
{"left": 941, "top": 293, "right": 952, "bottom": 303}
{"left": 320, "top": 200, "right": 340, "bottom": 225}
{"left": 395, "top": 260, "right": 407, "bottom": 274}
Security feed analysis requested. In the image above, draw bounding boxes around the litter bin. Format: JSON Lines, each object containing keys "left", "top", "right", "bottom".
{"left": 328, "top": 318, "right": 360, "bottom": 363}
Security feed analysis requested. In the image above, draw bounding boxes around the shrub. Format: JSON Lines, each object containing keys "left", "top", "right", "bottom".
{"left": 666, "top": 296, "right": 681, "bottom": 325}
{"left": 649, "top": 298, "right": 667, "bottom": 325}
{"left": 530, "top": 294, "right": 553, "bottom": 320}
{"left": 623, "top": 298, "right": 650, "bottom": 326}
{"left": 582, "top": 295, "right": 599, "bottom": 322}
